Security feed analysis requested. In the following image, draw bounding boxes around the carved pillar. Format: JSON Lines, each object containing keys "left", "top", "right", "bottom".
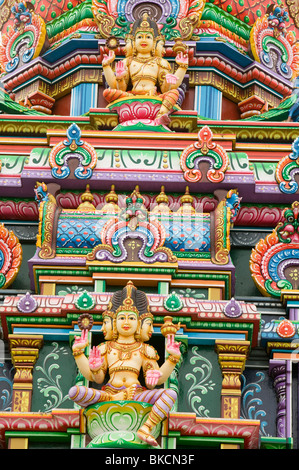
{"left": 269, "top": 360, "right": 287, "bottom": 438}
{"left": 9, "top": 334, "right": 44, "bottom": 412}
{"left": 8, "top": 334, "right": 43, "bottom": 449}
{"left": 215, "top": 340, "right": 250, "bottom": 419}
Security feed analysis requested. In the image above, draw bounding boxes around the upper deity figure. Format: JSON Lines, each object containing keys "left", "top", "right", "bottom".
{"left": 69, "top": 281, "right": 181, "bottom": 447}
{"left": 102, "top": 13, "right": 188, "bottom": 125}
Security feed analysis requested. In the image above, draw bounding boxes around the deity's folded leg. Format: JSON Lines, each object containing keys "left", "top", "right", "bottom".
{"left": 68, "top": 385, "right": 111, "bottom": 407}
{"left": 157, "top": 89, "right": 180, "bottom": 116}
{"left": 103, "top": 88, "right": 132, "bottom": 103}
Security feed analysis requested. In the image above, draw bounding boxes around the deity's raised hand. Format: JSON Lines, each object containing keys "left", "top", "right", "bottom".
{"left": 166, "top": 334, "right": 181, "bottom": 358}
{"left": 73, "top": 328, "right": 89, "bottom": 352}
{"left": 146, "top": 369, "right": 162, "bottom": 388}
{"left": 175, "top": 51, "right": 188, "bottom": 68}
{"left": 102, "top": 49, "right": 115, "bottom": 67}
{"left": 89, "top": 346, "right": 104, "bottom": 372}
{"left": 115, "top": 61, "right": 127, "bottom": 78}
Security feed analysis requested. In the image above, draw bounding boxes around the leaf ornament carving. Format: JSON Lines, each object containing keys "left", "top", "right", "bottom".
{"left": 92, "top": 10, "right": 115, "bottom": 39}
{"left": 0, "top": 223, "right": 22, "bottom": 289}
{"left": 276, "top": 135, "right": 299, "bottom": 194}
{"left": 250, "top": 12, "right": 299, "bottom": 80}
{"left": 179, "top": 0, "right": 206, "bottom": 40}
{"left": 87, "top": 216, "right": 177, "bottom": 264}
{"left": 180, "top": 126, "right": 229, "bottom": 184}
{"left": 250, "top": 204, "right": 299, "bottom": 296}
{"left": 0, "top": 9, "right": 47, "bottom": 73}
{"left": 49, "top": 124, "right": 97, "bottom": 180}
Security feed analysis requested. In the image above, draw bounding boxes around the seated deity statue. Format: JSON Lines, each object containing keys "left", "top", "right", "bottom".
{"left": 102, "top": 13, "right": 188, "bottom": 125}
{"left": 69, "top": 281, "right": 181, "bottom": 447}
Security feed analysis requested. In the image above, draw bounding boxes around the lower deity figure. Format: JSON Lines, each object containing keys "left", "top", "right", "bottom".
{"left": 69, "top": 281, "right": 181, "bottom": 447}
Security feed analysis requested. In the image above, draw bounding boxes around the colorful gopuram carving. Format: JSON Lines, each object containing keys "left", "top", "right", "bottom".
{"left": 1, "top": 0, "right": 299, "bottom": 454}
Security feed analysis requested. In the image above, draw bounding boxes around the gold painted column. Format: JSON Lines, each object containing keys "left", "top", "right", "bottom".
{"left": 8, "top": 334, "right": 43, "bottom": 449}
{"left": 215, "top": 340, "right": 250, "bottom": 420}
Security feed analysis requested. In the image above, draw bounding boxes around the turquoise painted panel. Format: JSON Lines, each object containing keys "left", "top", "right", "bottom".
{"left": 194, "top": 86, "right": 222, "bottom": 120}
{"left": 56, "top": 213, "right": 211, "bottom": 252}
{"left": 70, "top": 83, "right": 98, "bottom": 116}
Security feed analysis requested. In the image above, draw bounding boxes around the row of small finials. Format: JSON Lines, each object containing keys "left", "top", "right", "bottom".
{"left": 77, "top": 184, "right": 198, "bottom": 213}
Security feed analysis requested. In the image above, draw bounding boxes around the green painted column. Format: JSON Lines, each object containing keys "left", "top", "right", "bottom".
{"left": 95, "top": 279, "right": 106, "bottom": 293}
{"left": 158, "top": 281, "right": 169, "bottom": 296}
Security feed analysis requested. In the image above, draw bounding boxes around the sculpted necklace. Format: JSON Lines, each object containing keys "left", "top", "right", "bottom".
{"left": 133, "top": 55, "right": 157, "bottom": 64}
{"left": 110, "top": 341, "right": 141, "bottom": 360}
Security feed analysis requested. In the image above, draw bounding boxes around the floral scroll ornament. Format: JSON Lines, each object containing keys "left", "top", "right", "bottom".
{"left": 276, "top": 134, "right": 299, "bottom": 194}
{"left": 249, "top": 4, "right": 299, "bottom": 80}
{"left": 0, "top": 2, "right": 47, "bottom": 73}
{"left": 185, "top": 346, "right": 215, "bottom": 417}
{"left": 250, "top": 201, "right": 299, "bottom": 297}
{"left": 35, "top": 342, "right": 71, "bottom": 412}
{"left": 0, "top": 223, "right": 22, "bottom": 289}
{"left": 179, "top": 126, "right": 229, "bottom": 183}
{"left": 49, "top": 123, "right": 97, "bottom": 180}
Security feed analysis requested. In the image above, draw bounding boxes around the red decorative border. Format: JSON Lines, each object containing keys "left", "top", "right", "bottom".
{"left": 168, "top": 412, "right": 260, "bottom": 449}
{"left": 0, "top": 409, "right": 82, "bottom": 448}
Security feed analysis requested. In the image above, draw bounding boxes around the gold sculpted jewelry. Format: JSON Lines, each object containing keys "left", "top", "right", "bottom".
{"left": 133, "top": 56, "right": 157, "bottom": 64}
{"left": 178, "top": 63, "right": 188, "bottom": 69}
{"left": 90, "top": 363, "right": 106, "bottom": 375}
{"left": 167, "top": 354, "right": 180, "bottom": 364}
{"left": 73, "top": 349, "right": 85, "bottom": 357}
{"left": 109, "top": 341, "right": 141, "bottom": 360}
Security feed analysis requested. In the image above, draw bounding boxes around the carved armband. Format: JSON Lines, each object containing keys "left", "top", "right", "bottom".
{"left": 167, "top": 354, "right": 180, "bottom": 365}
{"left": 73, "top": 349, "right": 85, "bottom": 357}
{"left": 91, "top": 363, "right": 107, "bottom": 378}
{"left": 177, "top": 63, "right": 188, "bottom": 70}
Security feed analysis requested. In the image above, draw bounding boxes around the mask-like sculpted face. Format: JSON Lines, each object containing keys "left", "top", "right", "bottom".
{"left": 116, "top": 310, "right": 138, "bottom": 337}
{"left": 141, "top": 318, "right": 153, "bottom": 342}
{"left": 135, "top": 32, "right": 154, "bottom": 54}
{"left": 101, "top": 317, "right": 113, "bottom": 340}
